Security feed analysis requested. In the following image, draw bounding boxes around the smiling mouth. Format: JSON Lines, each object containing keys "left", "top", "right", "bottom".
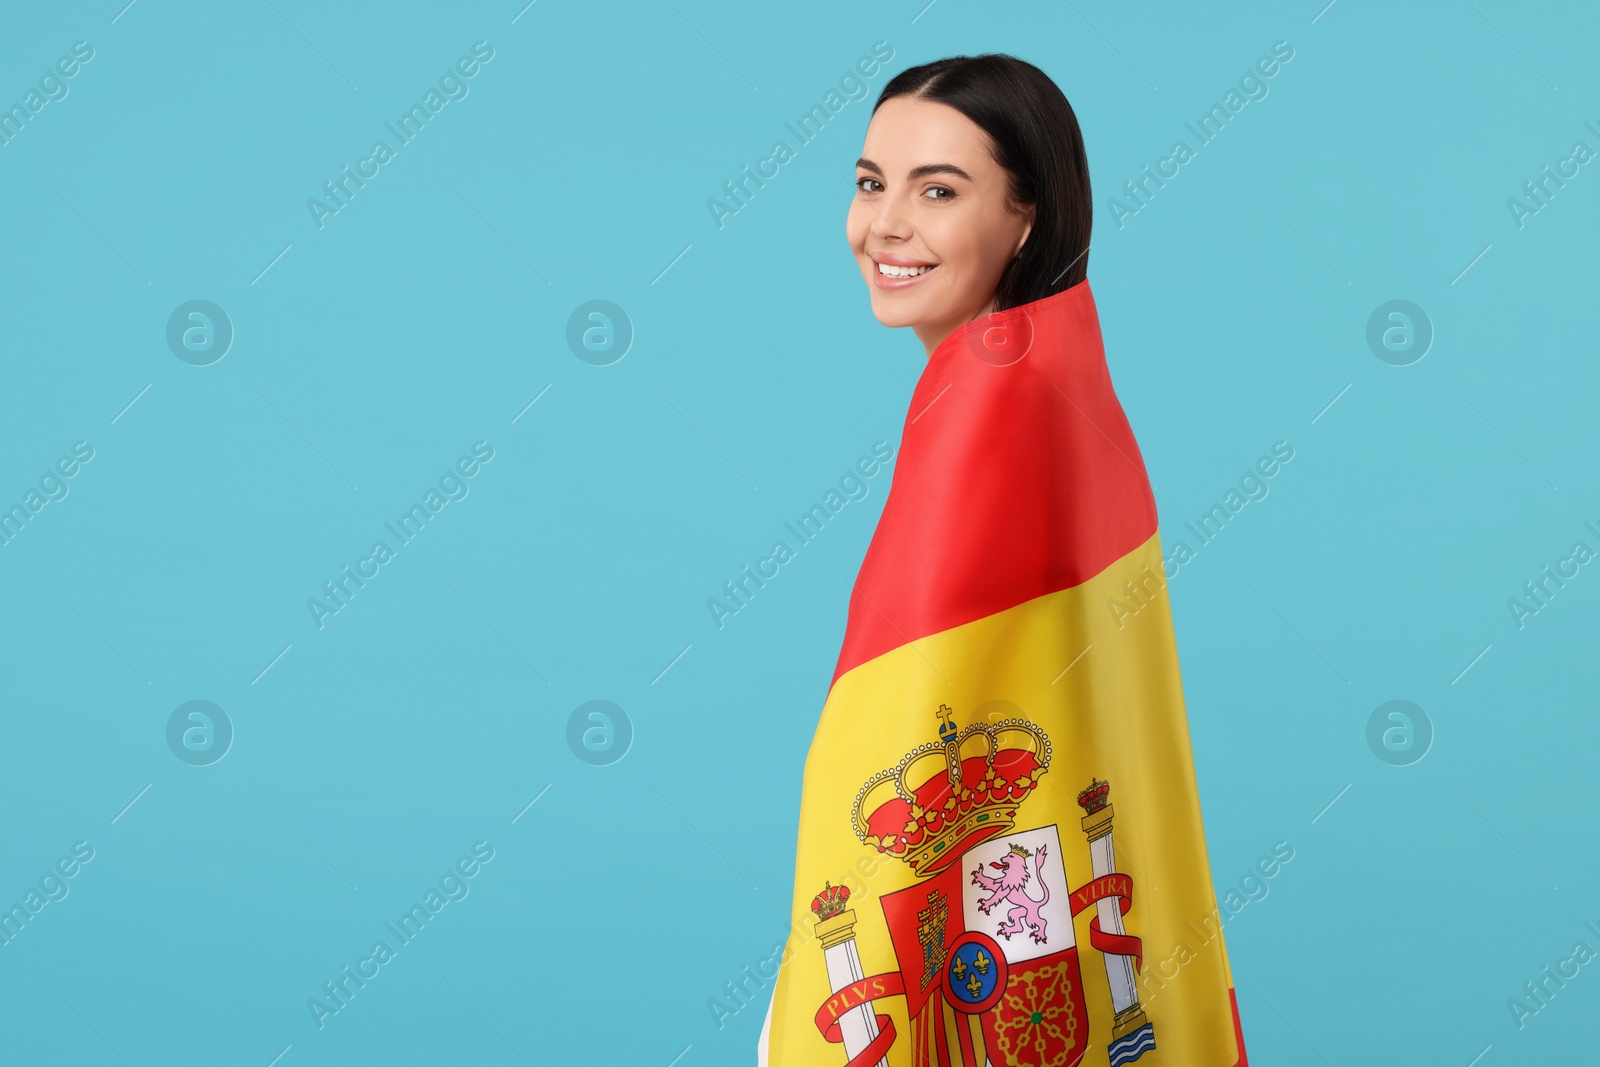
{"left": 877, "top": 262, "right": 936, "bottom": 278}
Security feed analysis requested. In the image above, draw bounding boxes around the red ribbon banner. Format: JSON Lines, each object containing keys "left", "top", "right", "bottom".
{"left": 813, "top": 972, "right": 905, "bottom": 1067}
{"left": 1068, "top": 872, "right": 1142, "bottom": 971}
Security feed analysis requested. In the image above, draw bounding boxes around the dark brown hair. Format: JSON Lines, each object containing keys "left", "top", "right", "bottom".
{"left": 874, "top": 54, "right": 1092, "bottom": 309}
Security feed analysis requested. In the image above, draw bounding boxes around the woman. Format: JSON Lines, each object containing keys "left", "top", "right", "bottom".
{"left": 758, "top": 56, "right": 1248, "bottom": 1067}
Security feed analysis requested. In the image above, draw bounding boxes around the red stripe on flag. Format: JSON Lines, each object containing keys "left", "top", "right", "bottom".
{"left": 1230, "top": 986, "right": 1249, "bottom": 1066}
{"left": 833, "top": 280, "right": 1158, "bottom": 683}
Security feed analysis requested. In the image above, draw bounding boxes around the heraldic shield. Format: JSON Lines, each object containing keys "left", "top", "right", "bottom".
{"left": 806, "top": 706, "right": 1157, "bottom": 1067}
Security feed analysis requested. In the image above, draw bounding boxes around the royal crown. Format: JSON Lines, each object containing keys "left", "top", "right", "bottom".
{"left": 1077, "top": 778, "right": 1111, "bottom": 814}
{"left": 852, "top": 703, "right": 1051, "bottom": 878}
{"left": 810, "top": 881, "right": 851, "bottom": 920}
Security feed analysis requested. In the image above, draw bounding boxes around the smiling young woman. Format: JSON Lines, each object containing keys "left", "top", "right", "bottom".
{"left": 759, "top": 55, "right": 1249, "bottom": 1067}
{"left": 846, "top": 56, "right": 1091, "bottom": 357}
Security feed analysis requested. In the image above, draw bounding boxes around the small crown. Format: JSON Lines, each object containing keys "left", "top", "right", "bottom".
{"left": 1077, "top": 778, "right": 1111, "bottom": 814}
{"left": 810, "top": 881, "right": 850, "bottom": 920}
{"left": 852, "top": 705, "right": 1051, "bottom": 878}
{"left": 1007, "top": 843, "right": 1031, "bottom": 858}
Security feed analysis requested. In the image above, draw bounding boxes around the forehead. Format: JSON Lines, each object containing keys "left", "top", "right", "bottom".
{"left": 860, "top": 96, "right": 997, "bottom": 174}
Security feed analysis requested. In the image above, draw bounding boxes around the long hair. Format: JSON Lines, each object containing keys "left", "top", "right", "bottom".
{"left": 874, "top": 54, "right": 1092, "bottom": 309}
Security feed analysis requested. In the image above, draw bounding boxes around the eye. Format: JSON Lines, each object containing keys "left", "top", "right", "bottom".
{"left": 923, "top": 185, "right": 955, "bottom": 201}
{"left": 855, "top": 176, "right": 883, "bottom": 194}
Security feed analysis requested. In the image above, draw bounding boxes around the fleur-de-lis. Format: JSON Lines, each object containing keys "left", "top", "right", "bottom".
{"left": 952, "top": 956, "right": 968, "bottom": 980}
{"left": 965, "top": 970, "right": 983, "bottom": 997}
{"left": 973, "top": 948, "right": 991, "bottom": 974}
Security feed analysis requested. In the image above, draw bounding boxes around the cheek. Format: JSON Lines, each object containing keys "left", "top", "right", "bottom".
{"left": 844, "top": 204, "right": 870, "bottom": 253}
{"left": 956, "top": 208, "right": 1020, "bottom": 288}
{"left": 969, "top": 207, "right": 1017, "bottom": 266}
{"left": 921, "top": 213, "right": 985, "bottom": 286}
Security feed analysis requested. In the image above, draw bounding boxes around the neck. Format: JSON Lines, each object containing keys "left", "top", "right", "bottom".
{"left": 914, "top": 297, "right": 1000, "bottom": 359}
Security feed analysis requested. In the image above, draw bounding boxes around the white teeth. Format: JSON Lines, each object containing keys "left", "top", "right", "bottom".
{"left": 877, "top": 262, "right": 934, "bottom": 278}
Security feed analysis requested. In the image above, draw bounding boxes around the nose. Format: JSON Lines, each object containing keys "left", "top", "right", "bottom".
{"left": 867, "top": 193, "right": 913, "bottom": 242}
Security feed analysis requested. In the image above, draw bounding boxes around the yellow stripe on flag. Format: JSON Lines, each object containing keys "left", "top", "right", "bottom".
{"left": 766, "top": 530, "right": 1238, "bottom": 1067}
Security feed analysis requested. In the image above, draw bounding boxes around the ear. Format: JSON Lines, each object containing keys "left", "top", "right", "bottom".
{"left": 1012, "top": 204, "right": 1036, "bottom": 257}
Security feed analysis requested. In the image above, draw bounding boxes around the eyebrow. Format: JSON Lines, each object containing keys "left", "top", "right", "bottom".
{"left": 855, "top": 158, "right": 974, "bottom": 182}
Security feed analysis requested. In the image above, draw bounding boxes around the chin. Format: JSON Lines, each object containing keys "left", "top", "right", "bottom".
{"left": 863, "top": 279, "right": 936, "bottom": 329}
{"left": 868, "top": 297, "right": 924, "bottom": 329}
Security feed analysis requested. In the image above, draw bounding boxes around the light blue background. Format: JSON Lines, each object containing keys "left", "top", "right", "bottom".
{"left": 2, "top": 1, "right": 1596, "bottom": 1064}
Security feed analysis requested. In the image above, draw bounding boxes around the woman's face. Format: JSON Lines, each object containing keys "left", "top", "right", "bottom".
{"left": 846, "top": 96, "right": 1034, "bottom": 356}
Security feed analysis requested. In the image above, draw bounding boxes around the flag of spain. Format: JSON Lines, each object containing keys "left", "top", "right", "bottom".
{"left": 759, "top": 280, "right": 1247, "bottom": 1067}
